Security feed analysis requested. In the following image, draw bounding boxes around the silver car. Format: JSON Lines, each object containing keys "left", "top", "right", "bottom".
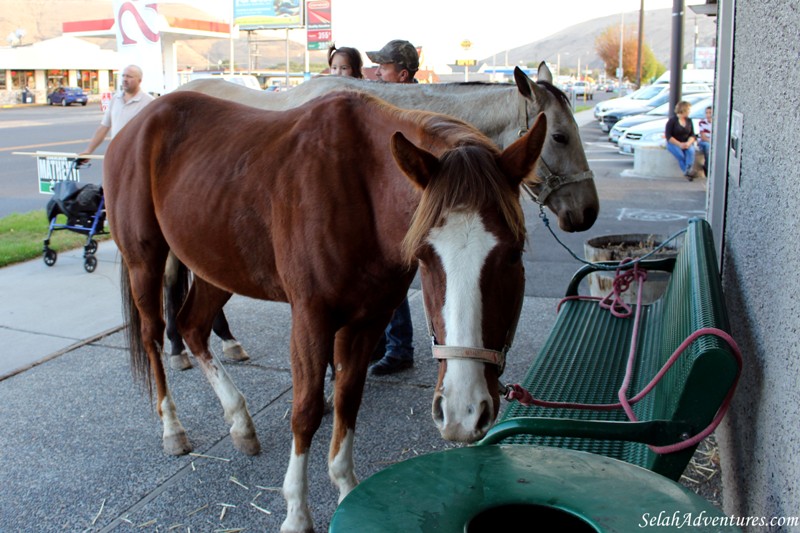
{"left": 617, "top": 96, "right": 714, "bottom": 155}
{"left": 608, "top": 92, "right": 712, "bottom": 144}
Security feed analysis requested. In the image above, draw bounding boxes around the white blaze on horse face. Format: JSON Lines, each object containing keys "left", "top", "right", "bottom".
{"left": 427, "top": 211, "right": 497, "bottom": 441}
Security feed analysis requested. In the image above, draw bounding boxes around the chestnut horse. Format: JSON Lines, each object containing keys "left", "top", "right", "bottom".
{"left": 104, "top": 90, "right": 547, "bottom": 532}
{"left": 166, "top": 62, "right": 599, "bottom": 370}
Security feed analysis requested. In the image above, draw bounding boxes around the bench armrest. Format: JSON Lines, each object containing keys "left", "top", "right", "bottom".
{"left": 566, "top": 257, "right": 677, "bottom": 297}
{"left": 477, "top": 417, "right": 694, "bottom": 448}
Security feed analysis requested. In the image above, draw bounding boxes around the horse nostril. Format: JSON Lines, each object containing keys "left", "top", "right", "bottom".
{"left": 432, "top": 396, "right": 444, "bottom": 426}
{"left": 560, "top": 210, "right": 575, "bottom": 232}
{"left": 477, "top": 401, "right": 492, "bottom": 432}
{"left": 584, "top": 206, "right": 598, "bottom": 227}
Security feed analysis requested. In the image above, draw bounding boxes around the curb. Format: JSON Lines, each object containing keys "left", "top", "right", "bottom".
{"left": 0, "top": 324, "right": 125, "bottom": 382}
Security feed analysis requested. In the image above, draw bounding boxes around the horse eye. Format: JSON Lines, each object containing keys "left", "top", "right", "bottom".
{"left": 552, "top": 133, "right": 568, "bottom": 144}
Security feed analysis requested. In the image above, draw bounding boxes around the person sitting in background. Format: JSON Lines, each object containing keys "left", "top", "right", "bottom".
{"left": 327, "top": 44, "right": 363, "bottom": 78}
{"left": 697, "top": 105, "right": 712, "bottom": 177}
{"left": 665, "top": 100, "right": 698, "bottom": 181}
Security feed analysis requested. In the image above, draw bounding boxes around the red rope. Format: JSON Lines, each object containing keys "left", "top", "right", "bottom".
{"left": 504, "top": 262, "right": 743, "bottom": 454}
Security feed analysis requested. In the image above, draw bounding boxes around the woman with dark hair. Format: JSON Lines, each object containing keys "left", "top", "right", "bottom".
{"left": 328, "top": 45, "right": 363, "bottom": 78}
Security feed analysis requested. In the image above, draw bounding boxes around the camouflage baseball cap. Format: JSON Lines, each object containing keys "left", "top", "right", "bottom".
{"left": 366, "top": 40, "right": 419, "bottom": 72}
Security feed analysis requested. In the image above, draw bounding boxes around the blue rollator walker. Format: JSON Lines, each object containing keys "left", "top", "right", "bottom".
{"left": 42, "top": 159, "right": 107, "bottom": 273}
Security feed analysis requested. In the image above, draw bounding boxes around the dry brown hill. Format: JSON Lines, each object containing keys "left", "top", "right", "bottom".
{"left": 3, "top": 2, "right": 715, "bottom": 73}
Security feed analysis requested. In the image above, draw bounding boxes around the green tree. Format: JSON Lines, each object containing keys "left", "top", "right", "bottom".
{"left": 595, "top": 25, "right": 665, "bottom": 83}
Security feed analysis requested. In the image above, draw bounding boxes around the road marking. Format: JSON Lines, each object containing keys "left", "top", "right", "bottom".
{"left": 617, "top": 208, "right": 706, "bottom": 222}
{"left": 2, "top": 139, "right": 93, "bottom": 153}
{"left": 0, "top": 120, "right": 51, "bottom": 129}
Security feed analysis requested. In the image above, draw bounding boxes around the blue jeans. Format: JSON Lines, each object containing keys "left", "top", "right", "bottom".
{"left": 698, "top": 140, "right": 710, "bottom": 172}
{"left": 666, "top": 142, "right": 696, "bottom": 174}
{"left": 384, "top": 298, "right": 413, "bottom": 361}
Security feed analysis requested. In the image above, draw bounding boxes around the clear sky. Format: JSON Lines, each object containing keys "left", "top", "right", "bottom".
{"left": 186, "top": 0, "right": 687, "bottom": 67}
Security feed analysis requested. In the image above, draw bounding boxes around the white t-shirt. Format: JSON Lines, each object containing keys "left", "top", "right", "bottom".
{"left": 101, "top": 90, "right": 155, "bottom": 138}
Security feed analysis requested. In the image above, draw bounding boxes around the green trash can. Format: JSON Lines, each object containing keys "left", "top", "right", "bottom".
{"left": 330, "top": 445, "right": 740, "bottom": 533}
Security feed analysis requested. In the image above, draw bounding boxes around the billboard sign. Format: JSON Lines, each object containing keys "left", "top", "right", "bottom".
{"left": 307, "top": 0, "right": 332, "bottom": 51}
{"left": 235, "top": 0, "right": 303, "bottom": 30}
{"left": 113, "top": 0, "right": 164, "bottom": 94}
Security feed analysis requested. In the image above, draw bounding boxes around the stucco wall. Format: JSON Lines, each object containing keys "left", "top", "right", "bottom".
{"left": 717, "top": 1, "right": 800, "bottom": 530}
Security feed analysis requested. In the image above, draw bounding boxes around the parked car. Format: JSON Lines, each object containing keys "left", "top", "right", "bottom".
{"left": 593, "top": 82, "right": 712, "bottom": 120}
{"left": 608, "top": 92, "right": 712, "bottom": 143}
{"left": 617, "top": 96, "right": 714, "bottom": 155}
{"left": 571, "top": 81, "right": 595, "bottom": 100}
{"left": 599, "top": 86, "right": 712, "bottom": 133}
{"left": 47, "top": 87, "right": 88, "bottom": 106}
{"left": 594, "top": 84, "right": 663, "bottom": 119}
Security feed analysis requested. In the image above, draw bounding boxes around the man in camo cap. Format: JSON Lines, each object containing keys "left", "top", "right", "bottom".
{"left": 365, "top": 41, "right": 419, "bottom": 374}
{"left": 366, "top": 39, "right": 419, "bottom": 83}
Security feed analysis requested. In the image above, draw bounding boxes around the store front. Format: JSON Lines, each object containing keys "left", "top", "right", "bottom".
{"left": 47, "top": 70, "right": 68, "bottom": 90}
{"left": 11, "top": 70, "right": 35, "bottom": 90}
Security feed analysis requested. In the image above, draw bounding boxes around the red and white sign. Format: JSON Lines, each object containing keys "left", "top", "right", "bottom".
{"left": 307, "top": 0, "right": 332, "bottom": 51}
{"left": 113, "top": 0, "right": 164, "bottom": 94}
{"left": 101, "top": 92, "right": 113, "bottom": 112}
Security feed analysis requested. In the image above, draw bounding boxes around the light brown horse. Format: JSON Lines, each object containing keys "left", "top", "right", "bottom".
{"left": 165, "top": 62, "right": 599, "bottom": 370}
{"left": 104, "top": 90, "right": 547, "bottom": 532}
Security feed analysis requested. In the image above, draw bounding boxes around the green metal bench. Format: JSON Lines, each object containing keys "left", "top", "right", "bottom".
{"left": 478, "top": 218, "right": 740, "bottom": 481}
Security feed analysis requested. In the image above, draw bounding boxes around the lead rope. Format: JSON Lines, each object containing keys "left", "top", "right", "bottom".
{"left": 503, "top": 260, "right": 743, "bottom": 454}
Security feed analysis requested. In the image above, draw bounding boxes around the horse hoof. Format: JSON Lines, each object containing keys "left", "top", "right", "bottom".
{"left": 163, "top": 433, "right": 192, "bottom": 456}
{"left": 280, "top": 517, "right": 314, "bottom": 533}
{"left": 232, "top": 433, "right": 261, "bottom": 456}
{"left": 170, "top": 352, "right": 193, "bottom": 371}
{"left": 223, "top": 341, "right": 250, "bottom": 361}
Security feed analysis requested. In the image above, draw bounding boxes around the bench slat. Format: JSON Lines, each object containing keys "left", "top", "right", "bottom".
{"left": 482, "top": 219, "right": 738, "bottom": 481}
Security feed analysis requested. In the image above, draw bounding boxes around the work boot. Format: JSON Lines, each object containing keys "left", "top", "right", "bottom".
{"left": 370, "top": 355, "right": 413, "bottom": 376}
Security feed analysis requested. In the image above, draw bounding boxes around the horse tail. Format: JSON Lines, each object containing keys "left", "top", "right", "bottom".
{"left": 120, "top": 259, "right": 152, "bottom": 397}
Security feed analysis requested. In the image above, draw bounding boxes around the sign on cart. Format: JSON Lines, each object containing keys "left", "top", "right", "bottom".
{"left": 37, "top": 156, "right": 80, "bottom": 194}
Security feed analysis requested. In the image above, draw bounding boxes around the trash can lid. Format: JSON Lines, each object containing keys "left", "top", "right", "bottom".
{"left": 330, "top": 445, "right": 739, "bottom": 532}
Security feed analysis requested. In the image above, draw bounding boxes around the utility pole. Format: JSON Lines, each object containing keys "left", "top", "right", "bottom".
{"left": 669, "top": 0, "right": 684, "bottom": 114}
{"left": 618, "top": 11, "right": 624, "bottom": 94}
{"left": 636, "top": 0, "right": 644, "bottom": 88}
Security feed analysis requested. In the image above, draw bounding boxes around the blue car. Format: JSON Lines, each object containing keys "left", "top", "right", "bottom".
{"left": 47, "top": 87, "right": 88, "bottom": 106}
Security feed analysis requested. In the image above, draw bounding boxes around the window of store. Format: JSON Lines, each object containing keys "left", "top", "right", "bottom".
{"left": 47, "top": 69, "right": 67, "bottom": 89}
{"left": 0, "top": 70, "right": 6, "bottom": 90}
{"left": 77, "top": 70, "right": 99, "bottom": 94}
{"left": 11, "top": 70, "right": 35, "bottom": 89}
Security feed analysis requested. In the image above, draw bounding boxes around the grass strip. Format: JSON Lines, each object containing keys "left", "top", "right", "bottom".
{"left": 0, "top": 209, "right": 110, "bottom": 268}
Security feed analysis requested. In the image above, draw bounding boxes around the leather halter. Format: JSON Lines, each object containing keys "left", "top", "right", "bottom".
{"left": 517, "top": 93, "right": 596, "bottom": 206}
{"left": 421, "top": 286, "right": 524, "bottom": 376}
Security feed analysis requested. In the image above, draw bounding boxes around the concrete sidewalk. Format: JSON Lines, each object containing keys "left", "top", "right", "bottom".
{"left": 0, "top": 250, "right": 560, "bottom": 530}
{"left": 0, "top": 240, "right": 123, "bottom": 379}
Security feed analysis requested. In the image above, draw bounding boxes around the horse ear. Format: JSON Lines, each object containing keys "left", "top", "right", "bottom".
{"left": 514, "top": 66, "right": 548, "bottom": 105}
{"left": 498, "top": 113, "right": 548, "bottom": 185}
{"left": 391, "top": 131, "right": 440, "bottom": 190}
{"left": 537, "top": 61, "right": 553, "bottom": 84}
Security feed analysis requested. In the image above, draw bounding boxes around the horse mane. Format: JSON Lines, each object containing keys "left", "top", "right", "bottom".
{"left": 393, "top": 111, "right": 526, "bottom": 265}
{"left": 536, "top": 80, "right": 571, "bottom": 109}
